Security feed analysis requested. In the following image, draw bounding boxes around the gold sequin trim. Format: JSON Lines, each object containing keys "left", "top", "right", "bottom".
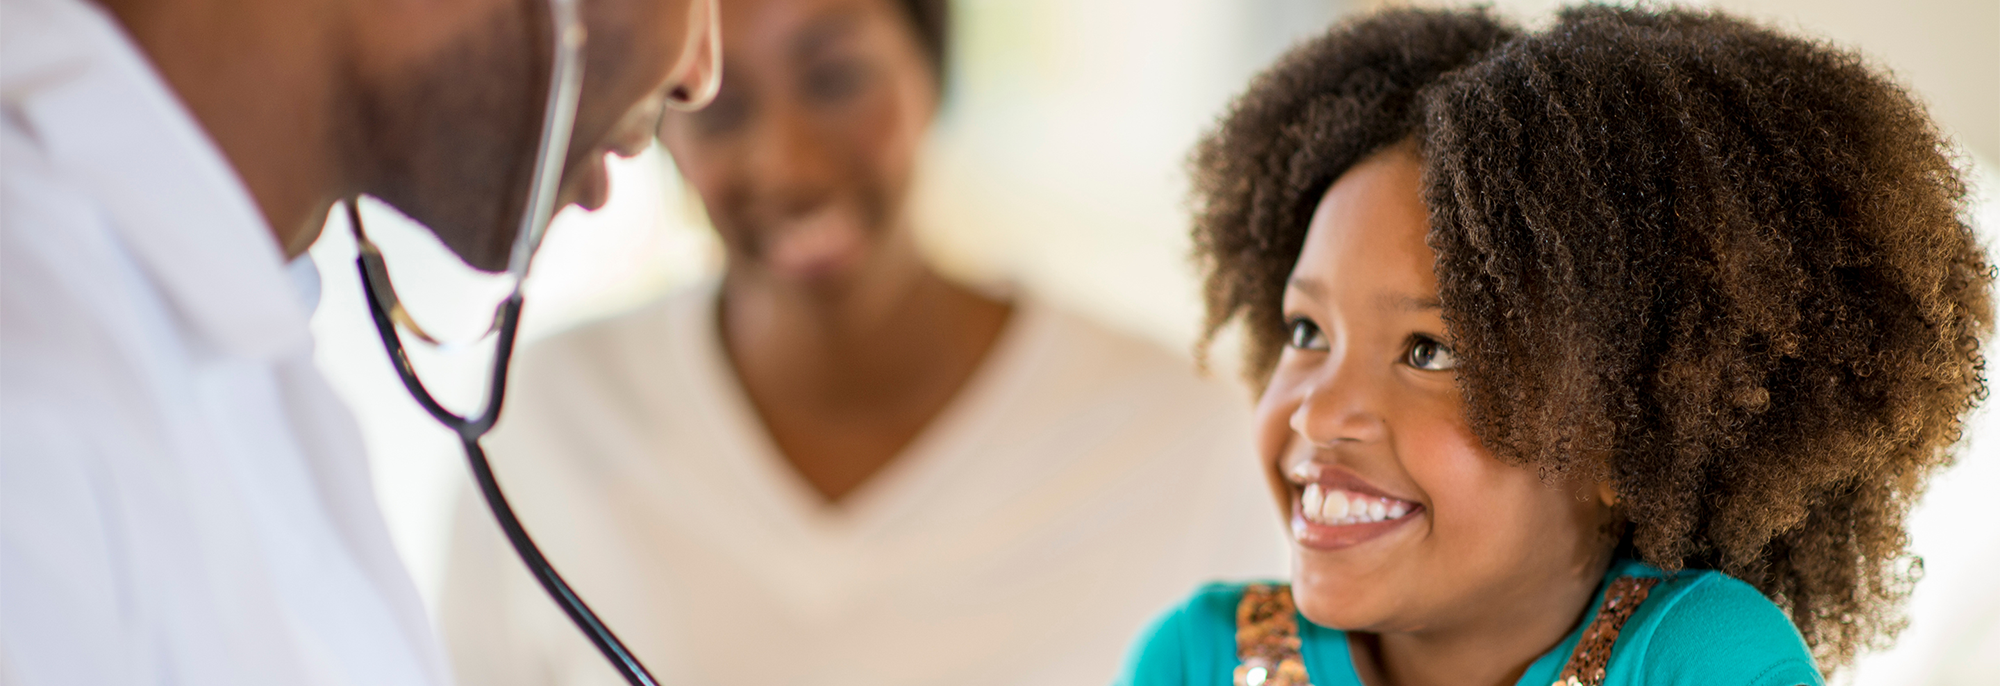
{"left": 1234, "top": 584, "right": 1312, "bottom": 686}
{"left": 1552, "top": 576, "right": 1660, "bottom": 686}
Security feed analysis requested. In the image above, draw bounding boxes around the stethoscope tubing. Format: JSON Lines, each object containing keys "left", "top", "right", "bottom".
{"left": 344, "top": 0, "right": 730, "bottom": 680}
{"left": 342, "top": 0, "right": 660, "bottom": 678}
{"left": 354, "top": 247, "right": 660, "bottom": 686}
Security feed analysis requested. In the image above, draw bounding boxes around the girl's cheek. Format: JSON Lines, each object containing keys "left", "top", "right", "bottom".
{"left": 1397, "top": 405, "right": 1505, "bottom": 528}
{"left": 1406, "top": 415, "right": 1590, "bottom": 570}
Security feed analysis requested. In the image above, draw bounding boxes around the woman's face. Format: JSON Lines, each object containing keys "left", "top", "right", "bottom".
{"left": 657, "top": 0, "right": 936, "bottom": 287}
{"left": 1258, "top": 144, "right": 1611, "bottom": 632}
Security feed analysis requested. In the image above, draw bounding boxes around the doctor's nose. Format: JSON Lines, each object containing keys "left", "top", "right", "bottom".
{"left": 664, "top": 0, "right": 723, "bottom": 112}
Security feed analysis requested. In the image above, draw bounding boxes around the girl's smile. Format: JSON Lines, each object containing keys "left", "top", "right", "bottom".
{"left": 1287, "top": 465, "right": 1424, "bottom": 551}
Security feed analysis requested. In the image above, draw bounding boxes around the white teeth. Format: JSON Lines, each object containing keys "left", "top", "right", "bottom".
{"left": 1322, "top": 491, "right": 1348, "bottom": 522}
{"left": 1299, "top": 486, "right": 1415, "bottom": 525}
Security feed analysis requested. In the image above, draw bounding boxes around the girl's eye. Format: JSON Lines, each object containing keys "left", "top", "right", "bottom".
{"left": 1287, "top": 318, "right": 1328, "bottom": 351}
{"left": 1405, "top": 336, "right": 1459, "bottom": 371}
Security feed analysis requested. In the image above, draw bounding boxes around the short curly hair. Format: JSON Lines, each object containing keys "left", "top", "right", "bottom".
{"left": 1192, "top": 5, "right": 1992, "bottom": 671}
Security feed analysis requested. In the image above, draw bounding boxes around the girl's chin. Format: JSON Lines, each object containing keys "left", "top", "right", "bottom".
{"left": 1289, "top": 573, "right": 1420, "bottom": 635}
{"left": 1289, "top": 550, "right": 1410, "bottom": 631}
{"left": 1289, "top": 586, "right": 1386, "bottom": 633}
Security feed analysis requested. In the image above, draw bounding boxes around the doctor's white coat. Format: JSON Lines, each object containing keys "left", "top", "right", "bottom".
{"left": 0, "top": 0, "right": 451, "bottom": 684}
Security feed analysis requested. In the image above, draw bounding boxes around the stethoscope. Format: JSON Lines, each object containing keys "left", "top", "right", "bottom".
{"left": 340, "top": 0, "right": 719, "bottom": 684}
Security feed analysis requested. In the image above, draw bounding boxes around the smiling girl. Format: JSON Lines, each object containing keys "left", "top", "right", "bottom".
{"left": 1118, "top": 6, "right": 1990, "bottom": 686}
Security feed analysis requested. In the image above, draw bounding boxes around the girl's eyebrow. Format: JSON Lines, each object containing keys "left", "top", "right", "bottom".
{"left": 1286, "top": 276, "right": 1328, "bottom": 304}
{"left": 1287, "top": 277, "right": 1440, "bottom": 312}
{"left": 1381, "top": 294, "right": 1442, "bottom": 312}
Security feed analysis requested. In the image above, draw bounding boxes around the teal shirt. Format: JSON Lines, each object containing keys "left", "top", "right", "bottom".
{"left": 1116, "top": 559, "right": 1822, "bottom": 686}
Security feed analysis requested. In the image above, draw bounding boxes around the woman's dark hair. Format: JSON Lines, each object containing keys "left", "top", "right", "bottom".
{"left": 893, "top": 0, "right": 949, "bottom": 90}
{"left": 1193, "top": 4, "right": 1991, "bottom": 671}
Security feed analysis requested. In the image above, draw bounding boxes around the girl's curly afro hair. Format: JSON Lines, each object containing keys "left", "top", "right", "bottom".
{"left": 1192, "top": 4, "right": 1992, "bottom": 671}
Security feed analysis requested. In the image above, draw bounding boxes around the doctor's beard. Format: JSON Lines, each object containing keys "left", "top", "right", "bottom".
{"left": 354, "top": 4, "right": 547, "bottom": 273}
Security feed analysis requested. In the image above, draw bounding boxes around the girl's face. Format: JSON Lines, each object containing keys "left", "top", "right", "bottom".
{"left": 1258, "top": 143, "right": 1613, "bottom": 632}
{"left": 657, "top": 0, "right": 936, "bottom": 287}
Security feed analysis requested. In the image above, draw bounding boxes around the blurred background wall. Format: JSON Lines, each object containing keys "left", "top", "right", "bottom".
{"left": 307, "top": 0, "right": 1998, "bottom": 682}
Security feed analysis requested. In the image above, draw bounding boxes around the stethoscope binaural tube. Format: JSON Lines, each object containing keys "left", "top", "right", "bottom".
{"left": 341, "top": 0, "right": 715, "bottom": 684}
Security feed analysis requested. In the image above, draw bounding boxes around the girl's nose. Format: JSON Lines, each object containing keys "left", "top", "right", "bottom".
{"left": 1288, "top": 360, "right": 1387, "bottom": 447}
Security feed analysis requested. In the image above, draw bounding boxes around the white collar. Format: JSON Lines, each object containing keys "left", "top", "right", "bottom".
{"left": 286, "top": 256, "right": 322, "bottom": 315}
{"left": 2, "top": 0, "right": 312, "bottom": 359}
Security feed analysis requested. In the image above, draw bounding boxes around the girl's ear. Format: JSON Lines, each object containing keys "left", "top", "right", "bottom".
{"left": 1592, "top": 479, "right": 1629, "bottom": 556}
{"left": 1595, "top": 480, "right": 1618, "bottom": 508}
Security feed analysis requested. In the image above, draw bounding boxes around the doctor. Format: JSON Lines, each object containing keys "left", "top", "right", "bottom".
{"left": 0, "top": 0, "right": 718, "bottom": 684}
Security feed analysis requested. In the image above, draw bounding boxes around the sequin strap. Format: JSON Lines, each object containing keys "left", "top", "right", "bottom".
{"left": 1552, "top": 576, "right": 1660, "bottom": 686}
{"left": 1233, "top": 584, "right": 1311, "bottom": 686}
{"left": 1234, "top": 577, "right": 1656, "bottom": 686}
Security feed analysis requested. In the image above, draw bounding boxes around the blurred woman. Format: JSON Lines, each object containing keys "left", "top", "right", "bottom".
{"left": 439, "top": 0, "right": 1284, "bottom": 684}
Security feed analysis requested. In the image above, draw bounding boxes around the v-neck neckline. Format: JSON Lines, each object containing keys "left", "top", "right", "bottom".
{"left": 670, "top": 283, "right": 1056, "bottom": 542}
